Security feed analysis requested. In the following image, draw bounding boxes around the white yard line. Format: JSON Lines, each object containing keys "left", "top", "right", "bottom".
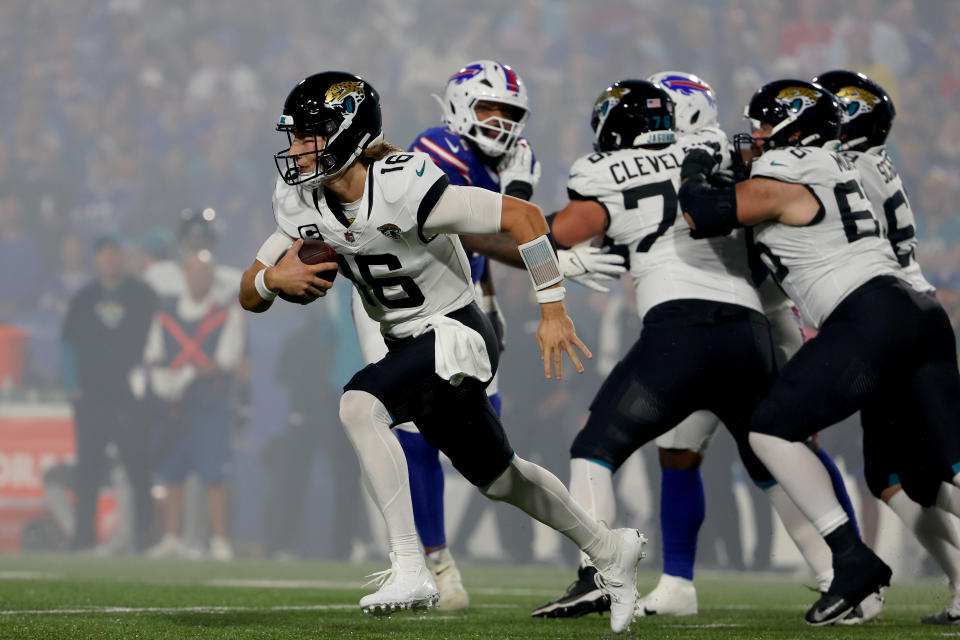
{"left": 0, "top": 571, "right": 61, "bottom": 580}
{"left": 0, "top": 603, "right": 516, "bottom": 616}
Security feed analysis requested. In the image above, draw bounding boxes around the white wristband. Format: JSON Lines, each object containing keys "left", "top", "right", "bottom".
{"left": 518, "top": 234, "right": 563, "bottom": 291}
{"left": 536, "top": 286, "right": 566, "bottom": 304}
{"left": 254, "top": 268, "right": 278, "bottom": 301}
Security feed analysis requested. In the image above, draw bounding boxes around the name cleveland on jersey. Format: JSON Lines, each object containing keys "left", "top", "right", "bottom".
{"left": 566, "top": 128, "right": 760, "bottom": 321}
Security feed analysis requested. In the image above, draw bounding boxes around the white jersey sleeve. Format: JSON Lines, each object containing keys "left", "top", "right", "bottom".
{"left": 749, "top": 146, "right": 902, "bottom": 329}
{"left": 566, "top": 141, "right": 761, "bottom": 320}
{"left": 844, "top": 149, "right": 934, "bottom": 294}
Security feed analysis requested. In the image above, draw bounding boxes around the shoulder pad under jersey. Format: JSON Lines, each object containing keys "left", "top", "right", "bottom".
{"left": 751, "top": 146, "right": 845, "bottom": 185}
{"left": 567, "top": 151, "right": 620, "bottom": 201}
{"left": 373, "top": 151, "right": 450, "bottom": 206}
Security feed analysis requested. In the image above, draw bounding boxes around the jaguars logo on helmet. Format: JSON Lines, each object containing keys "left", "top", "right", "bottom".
{"left": 835, "top": 86, "right": 881, "bottom": 120}
{"left": 592, "top": 86, "right": 630, "bottom": 135}
{"left": 325, "top": 81, "right": 366, "bottom": 114}
{"left": 774, "top": 86, "right": 822, "bottom": 115}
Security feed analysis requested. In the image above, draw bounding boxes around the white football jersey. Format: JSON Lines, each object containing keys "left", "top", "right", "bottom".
{"left": 567, "top": 136, "right": 761, "bottom": 321}
{"left": 270, "top": 151, "right": 475, "bottom": 339}
{"left": 750, "top": 146, "right": 902, "bottom": 329}
{"left": 841, "top": 148, "right": 934, "bottom": 294}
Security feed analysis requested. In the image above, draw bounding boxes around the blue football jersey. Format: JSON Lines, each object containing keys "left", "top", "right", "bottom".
{"left": 409, "top": 127, "right": 502, "bottom": 283}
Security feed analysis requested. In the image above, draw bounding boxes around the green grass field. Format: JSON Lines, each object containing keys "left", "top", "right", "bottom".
{"left": 0, "top": 553, "right": 953, "bottom": 639}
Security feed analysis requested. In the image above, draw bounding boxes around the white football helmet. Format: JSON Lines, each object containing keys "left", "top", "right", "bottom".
{"left": 647, "top": 71, "right": 718, "bottom": 134}
{"left": 436, "top": 60, "right": 529, "bottom": 158}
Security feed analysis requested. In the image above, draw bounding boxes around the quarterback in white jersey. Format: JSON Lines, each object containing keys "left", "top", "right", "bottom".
{"left": 238, "top": 71, "right": 645, "bottom": 633}
{"left": 532, "top": 79, "right": 779, "bottom": 622}
{"left": 681, "top": 78, "right": 960, "bottom": 626}
{"left": 816, "top": 69, "right": 960, "bottom": 626}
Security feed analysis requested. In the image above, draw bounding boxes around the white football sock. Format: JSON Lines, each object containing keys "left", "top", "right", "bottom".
{"left": 889, "top": 488, "right": 960, "bottom": 590}
{"left": 939, "top": 481, "right": 960, "bottom": 520}
{"left": 339, "top": 390, "right": 421, "bottom": 565}
{"left": 569, "top": 458, "right": 616, "bottom": 566}
{"left": 481, "top": 455, "right": 612, "bottom": 561}
{"left": 749, "top": 433, "right": 848, "bottom": 535}
{"left": 765, "top": 483, "right": 833, "bottom": 590}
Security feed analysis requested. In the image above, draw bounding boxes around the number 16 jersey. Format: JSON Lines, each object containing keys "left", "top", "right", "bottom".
{"left": 567, "top": 131, "right": 761, "bottom": 321}
{"left": 270, "top": 151, "right": 475, "bottom": 339}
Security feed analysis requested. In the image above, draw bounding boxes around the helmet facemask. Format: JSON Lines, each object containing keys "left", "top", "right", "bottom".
{"left": 462, "top": 100, "right": 528, "bottom": 157}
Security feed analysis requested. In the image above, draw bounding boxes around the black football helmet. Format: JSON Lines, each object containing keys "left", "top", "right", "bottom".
{"left": 590, "top": 79, "right": 676, "bottom": 152}
{"left": 812, "top": 70, "right": 895, "bottom": 152}
{"left": 741, "top": 79, "right": 842, "bottom": 151}
{"left": 274, "top": 71, "right": 382, "bottom": 188}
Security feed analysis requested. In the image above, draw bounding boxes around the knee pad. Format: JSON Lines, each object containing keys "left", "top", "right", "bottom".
{"left": 339, "top": 390, "right": 390, "bottom": 440}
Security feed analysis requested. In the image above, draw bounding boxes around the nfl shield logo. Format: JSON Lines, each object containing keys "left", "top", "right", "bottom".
{"left": 344, "top": 230, "right": 355, "bottom": 242}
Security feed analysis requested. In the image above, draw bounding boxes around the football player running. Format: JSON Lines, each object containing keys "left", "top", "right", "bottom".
{"left": 679, "top": 78, "right": 960, "bottom": 626}
{"left": 815, "top": 68, "right": 960, "bottom": 626}
{"left": 529, "top": 79, "right": 784, "bottom": 621}
{"left": 349, "top": 60, "right": 625, "bottom": 611}
{"left": 239, "top": 71, "right": 645, "bottom": 633}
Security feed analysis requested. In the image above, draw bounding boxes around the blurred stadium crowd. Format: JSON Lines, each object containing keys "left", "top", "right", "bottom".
{"left": 0, "top": 0, "right": 958, "bottom": 564}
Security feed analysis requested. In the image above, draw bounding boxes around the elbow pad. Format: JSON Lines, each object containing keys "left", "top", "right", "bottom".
{"left": 678, "top": 174, "right": 740, "bottom": 239}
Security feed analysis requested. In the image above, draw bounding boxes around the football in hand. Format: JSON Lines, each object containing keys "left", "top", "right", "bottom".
{"left": 298, "top": 238, "right": 338, "bottom": 283}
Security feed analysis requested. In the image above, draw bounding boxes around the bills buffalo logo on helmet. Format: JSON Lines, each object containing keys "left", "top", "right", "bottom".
{"left": 834, "top": 86, "right": 882, "bottom": 122}
{"left": 325, "top": 81, "right": 366, "bottom": 115}
{"left": 775, "top": 86, "right": 821, "bottom": 115}
{"left": 659, "top": 75, "right": 715, "bottom": 106}
{"left": 377, "top": 223, "right": 402, "bottom": 239}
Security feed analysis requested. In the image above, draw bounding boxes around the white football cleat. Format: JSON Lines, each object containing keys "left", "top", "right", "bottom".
{"left": 635, "top": 573, "right": 698, "bottom": 617}
{"left": 426, "top": 548, "right": 469, "bottom": 611}
{"left": 209, "top": 536, "right": 234, "bottom": 561}
{"left": 593, "top": 528, "right": 647, "bottom": 633}
{"left": 837, "top": 587, "right": 884, "bottom": 625}
{"left": 145, "top": 534, "right": 189, "bottom": 559}
{"left": 359, "top": 552, "right": 439, "bottom": 617}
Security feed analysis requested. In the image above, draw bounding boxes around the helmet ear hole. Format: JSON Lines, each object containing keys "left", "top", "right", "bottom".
{"left": 690, "top": 110, "right": 700, "bottom": 125}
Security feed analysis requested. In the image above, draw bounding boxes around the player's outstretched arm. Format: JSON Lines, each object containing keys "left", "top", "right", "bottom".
{"left": 239, "top": 239, "right": 337, "bottom": 312}
{"left": 421, "top": 187, "right": 592, "bottom": 378}
{"left": 500, "top": 195, "right": 592, "bottom": 380}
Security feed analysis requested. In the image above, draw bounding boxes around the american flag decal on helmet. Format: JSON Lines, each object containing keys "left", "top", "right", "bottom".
{"left": 646, "top": 98, "right": 662, "bottom": 108}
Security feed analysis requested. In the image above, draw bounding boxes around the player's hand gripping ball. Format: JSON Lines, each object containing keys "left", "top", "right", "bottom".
{"left": 298, "top": 238, "right": 338, "bottom": 283}
{"left": 277, "top": 239, "right": 338, "bottom": 304}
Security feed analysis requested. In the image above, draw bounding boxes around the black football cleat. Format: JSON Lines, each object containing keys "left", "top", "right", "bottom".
{"left": 805, "top": 543, "right": 892, "bottom": 627}
{"left": 531, "top": 565, "right": 611, "bottom": 618}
